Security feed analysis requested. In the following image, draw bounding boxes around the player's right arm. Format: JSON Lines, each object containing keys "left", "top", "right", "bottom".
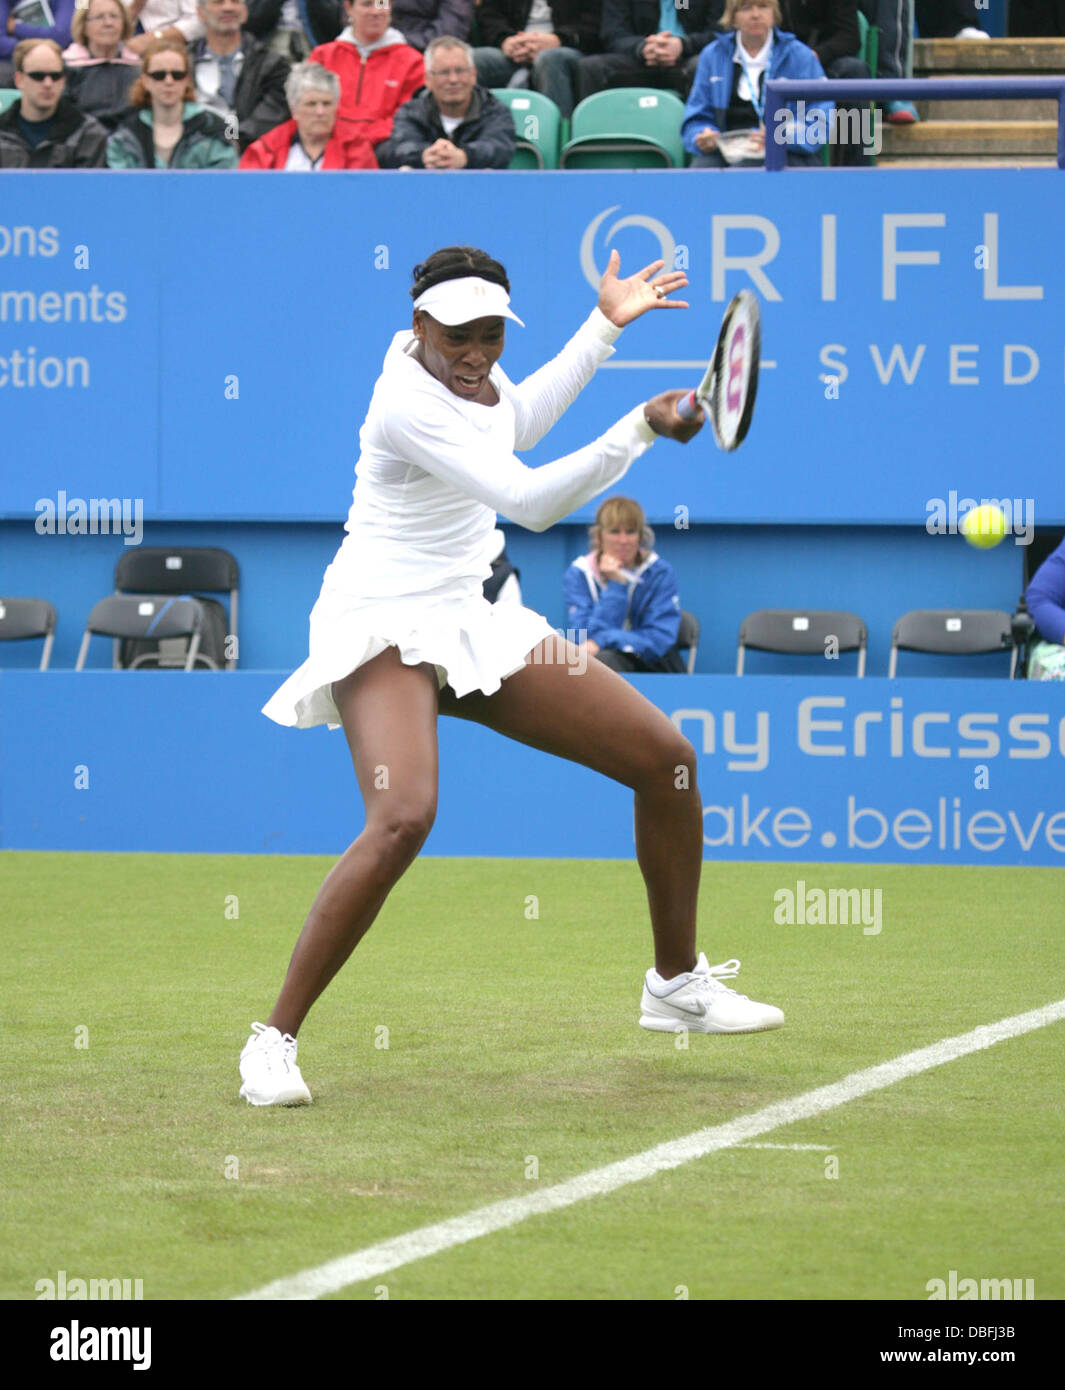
{"left": 380, "top": 390, "right": 657, "bottom": 533}
{"left": 379, "top": 386, "right": 698, "bottom": 533}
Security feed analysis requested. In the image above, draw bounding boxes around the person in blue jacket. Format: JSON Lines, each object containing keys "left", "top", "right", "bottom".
{"left": 1025, "top": 536, "right": 1065, "bottom": 680}
{"left": 564, "top": 495, "right": 686, "bottom": 673}
{"left": 682, "top": 0, "right": 832, "bottom": 167}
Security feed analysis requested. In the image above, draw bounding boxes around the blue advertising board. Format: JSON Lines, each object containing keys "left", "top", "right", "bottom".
{"left": 2, "top": 672, "right": 1062, "bottom": 867}
{"left": 2, "top": 170, "right": 1063, "bottom": 528}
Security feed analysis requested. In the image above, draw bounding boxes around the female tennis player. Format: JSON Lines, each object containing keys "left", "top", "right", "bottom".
{"left": 240, "top": 245, "right": 783, "bottom": 1106}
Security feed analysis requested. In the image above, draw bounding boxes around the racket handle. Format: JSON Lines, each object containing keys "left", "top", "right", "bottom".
{"left": 675, "top": 390, "right": 701, "bottom": 421}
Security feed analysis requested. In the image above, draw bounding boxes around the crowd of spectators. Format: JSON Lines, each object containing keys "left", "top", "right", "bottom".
{"left": 1, "top": 0, "right": 1062, "bottom": 168}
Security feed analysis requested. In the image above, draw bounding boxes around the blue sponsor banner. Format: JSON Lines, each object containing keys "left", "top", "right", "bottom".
{"left": 2, "top": 672, "right": 1062, "bottom": 865}
{"left": 1, "top": 171, "right": 1063, "bottom": 528}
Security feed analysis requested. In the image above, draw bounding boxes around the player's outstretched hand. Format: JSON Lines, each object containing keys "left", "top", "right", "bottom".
{"left": 598, "top": 249, "right": 689, "bottom": 328}
{"left": 644, "top": 390, "right": 704, "bottom": 443}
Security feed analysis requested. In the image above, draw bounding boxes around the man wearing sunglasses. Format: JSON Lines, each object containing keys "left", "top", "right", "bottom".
{"left": 0, "top": 38, "right": 108, "bottom": 165}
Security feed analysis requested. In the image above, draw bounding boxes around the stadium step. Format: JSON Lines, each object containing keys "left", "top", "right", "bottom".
{"left": 880, "top": 118, "right": 1059, "bottom": 157}
{"left": 877, "top": 37, "right": 1065, "bottom": 165}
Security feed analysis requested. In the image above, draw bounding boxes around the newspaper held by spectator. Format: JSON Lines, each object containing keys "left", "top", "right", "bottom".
{"left": 716, "top": 129, "right": 763, "bottom": 164}
{"left": 12, "top": 0, "right": 56, "bottom": 25}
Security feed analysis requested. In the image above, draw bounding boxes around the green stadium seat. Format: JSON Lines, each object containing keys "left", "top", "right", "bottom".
{"left": 560, "top": 88, "right": 687, "bottom": 169}
{"left": 0, "top": 88, "right": 20, "bottom": 115}
{"left": 491, "top": 88, "right": 562, "bottom": 169}
{"left": 858, "top": 10, "right": 879, "bottom": 79}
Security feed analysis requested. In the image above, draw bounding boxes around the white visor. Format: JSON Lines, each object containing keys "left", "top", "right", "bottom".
{"left": 413, "top": 276, "right": 524, "bottom": 327}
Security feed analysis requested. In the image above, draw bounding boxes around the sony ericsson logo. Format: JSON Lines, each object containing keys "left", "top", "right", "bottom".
{"left": 580, "top": 206, "right": 678, "bottom": 291}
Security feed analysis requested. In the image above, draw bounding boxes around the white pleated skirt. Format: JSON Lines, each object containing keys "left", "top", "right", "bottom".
{"left": 262, "top": 584, "right": 556, "bottom": 731}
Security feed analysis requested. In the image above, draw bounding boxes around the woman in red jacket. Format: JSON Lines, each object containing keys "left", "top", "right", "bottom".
{"left": 239, "top": 60, "right": 377, "bottom": 168}
{"left": 309, "top": 0, "right": 423, "bottom": 149}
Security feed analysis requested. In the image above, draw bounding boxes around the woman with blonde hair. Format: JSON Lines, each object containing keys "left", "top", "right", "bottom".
{"left": 564, "top": 495, "right": 687, "bottom": 673}
{"left": 106, "top": 35, "right": 237, "bottom": 166}
{"left": 681, "top": 0, "right": 832, "bottom": 167}
{"left": 63, "top": 0, "right": 140, "bottom": 130}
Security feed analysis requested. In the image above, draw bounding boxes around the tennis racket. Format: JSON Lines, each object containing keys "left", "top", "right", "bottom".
{"left": 675, "top": 290, "right": 761, "bottom": 451}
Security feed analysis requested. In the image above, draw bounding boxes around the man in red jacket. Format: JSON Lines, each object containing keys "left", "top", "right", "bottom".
{"left": 239, "top": 59, "right": 378, "bottom": 166}
{"left": 309, "top": 0, "right": 424, "bottom": 149}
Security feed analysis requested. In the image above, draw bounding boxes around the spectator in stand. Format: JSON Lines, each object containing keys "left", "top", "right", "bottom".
{"left": 124, "top": 0, "right": 205, "bottom": 54}
{"left": 682, "top": 0, "right": 830, "bottom": 166}
{"left": 301, "top": 0, "right": 473, "bottom": 48}
{"left": 564, "top": 496, "right": 687, "bottom": 673}
{"left": 483, "top": 529, "right": 522, "bottom": 605}
{"left": 391, "top": 0, "right": 473, "bottom": 50}
{"left": 914, "top": 0, "right": 988, "bottom": 37}
{"left": 379, "top": 33, "right": 515, "bottom": 164}
{"left": 576, "top": 0, "right": 723, "bottom": 103}
{"left": 779, "top": 0, "right": 868, "bottom": 164}
{"left": 63, "top": 0, "right": 142, "bottom": 132}
{"left": 308, "top": 0, "right": 423, "bottom": 149}
{"left": 0, "top": 37, "right": 108, "bottom": 163}
{"left": 0, "top": 0, "right": 74, "bottom": 87}
{"left": 190, "top": 0, "right": 290, "bottom": 151}
{"left": 864, "top": 0, "right": 917, "bottom": 123}
{"left": 1024, "top": 537, "right": 1065, "bottom": 679}
{"left": 239, "top": 57, "right": 377, "bottom": 162}
{"left": 302, "top": 0, "right": 344, "bottom": 42}
{"left": 1008, "top": 0, "right": 1064, "bottom": 35}
{"left": 244, "top": 0, "right": 314, "bottom": 58}
{"left": 106, "top": 35, "right": 238, "bottom": 163}
{"left": 472, "top": 0, "right": 601, "bottom": 119}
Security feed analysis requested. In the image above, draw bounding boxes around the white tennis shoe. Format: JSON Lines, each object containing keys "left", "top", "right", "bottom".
{"left": 640, "top": 954, "right": 784, "bottom": 1034}
{"left": 239, "top": 1022, "right": 312, "bottom": 1106}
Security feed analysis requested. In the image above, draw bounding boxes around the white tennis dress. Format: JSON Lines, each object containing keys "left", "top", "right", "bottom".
{"left": 262, "top": 307, "right": 658, "bottom": 730}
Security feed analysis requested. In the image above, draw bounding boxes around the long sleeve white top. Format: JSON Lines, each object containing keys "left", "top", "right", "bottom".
{"left": 323, "top": 308, "right": 657, "bottom": 601}
{"left": 135, "top": 0, "right": 205, "bottom": 43}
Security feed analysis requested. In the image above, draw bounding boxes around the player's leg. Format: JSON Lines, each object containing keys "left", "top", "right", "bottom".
{"left": 267, "top": 648, "right": 442, "bottom": 1038}
{"left": 439, "top": 634, "right": 701, "bottom": 979}
{"left": 439, "top": 636, "right": 783, "bottom": 1032}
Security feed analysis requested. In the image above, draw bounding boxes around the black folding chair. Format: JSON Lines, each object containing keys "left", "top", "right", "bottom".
{"left": 889, "top": 610, "right": 1016, "bottom": 678}
{"left": 676, "top": 610, "right": 700, "bottom": 674}
{"left": 75, "top": 595, "right": 206, "bottom": 672}
{"left": 114, "top": 546, "right": 239, "bottom": 670}
{"left": 737, "top": 609, "right": 867, "bottom": 675}
{"left": 0, "top": 597, "right": 57, "bottom": 670}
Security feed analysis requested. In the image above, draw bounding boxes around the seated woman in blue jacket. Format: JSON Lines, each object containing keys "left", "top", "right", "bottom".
{"left": 1025, "top": 536, "right": 1065, "bottom": 680}
{"left": 681, "top": 0, "right": 832, "bottom": 168}
{"left": 564, "top": 495, "right": 686, "bottom": 674}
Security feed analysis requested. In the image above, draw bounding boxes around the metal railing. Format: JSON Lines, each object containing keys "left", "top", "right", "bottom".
{"left": 763, "top": 77, "right": 1065, "bottom": 170}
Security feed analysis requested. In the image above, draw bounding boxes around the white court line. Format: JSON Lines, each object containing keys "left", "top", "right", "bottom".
{"left": 237, "top": 998, "right": 1065, "bottom": 1301}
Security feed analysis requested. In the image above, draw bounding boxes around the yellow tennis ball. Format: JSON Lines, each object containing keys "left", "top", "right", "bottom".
{"left": 961, "top": 504, "right": 1008, "bottom": 549}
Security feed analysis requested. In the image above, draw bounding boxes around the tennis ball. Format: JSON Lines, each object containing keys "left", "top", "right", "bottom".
{"left": 961, "top": 504, "right": 1008, "bottom": 549}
